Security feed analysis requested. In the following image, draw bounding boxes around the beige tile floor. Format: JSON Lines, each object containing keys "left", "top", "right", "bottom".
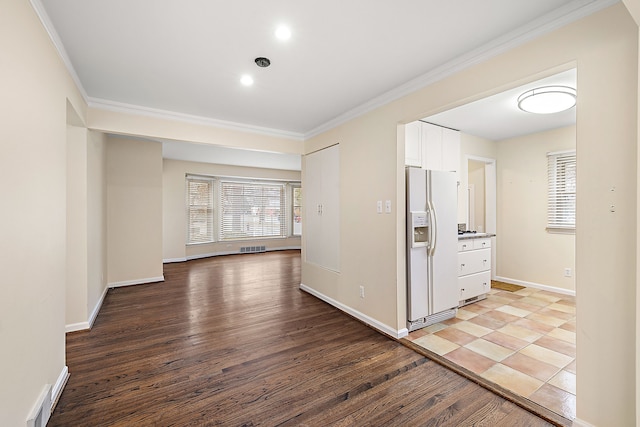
{"left": 406, "top": 285, "right": 576, "bottom": 420}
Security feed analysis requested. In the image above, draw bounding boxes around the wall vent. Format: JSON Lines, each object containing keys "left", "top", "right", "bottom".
{"left": 240, "top": 246, "right": 266, "bottom": 254}
{"left": 459, "top": 294, "right": 487, "bottom": 307}
{"left": 26, "top": 385, "right": 51, "bottom": 427}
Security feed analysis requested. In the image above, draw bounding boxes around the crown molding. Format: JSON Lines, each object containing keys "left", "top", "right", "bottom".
{"left": 29, "top": 0, "right": 89, "bottom": 102}
{"left": 88, "top": 98, "right": 305, "bottom": 141}
{"left": 31, "top": 0, "right": 618, "bottom": 142}
{"left": 30, "top": 0, "right": 304, "bottom": 141}
{"left": 304, "top": 0, "right": 619, "bottom": 139}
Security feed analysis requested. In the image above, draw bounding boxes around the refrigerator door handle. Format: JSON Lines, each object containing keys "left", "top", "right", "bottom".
{"left": 428, "top": 200, "right": 437, "bottom": 256}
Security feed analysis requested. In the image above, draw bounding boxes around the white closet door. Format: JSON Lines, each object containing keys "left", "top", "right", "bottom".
{"left": 304, "top": 149, "right": 323, "bottom": 268}
{"left": 304, "top": 145, "right": 340, "bottom": 272}
{"left": 322, "top": 145, "right": 340, "bottom": 272}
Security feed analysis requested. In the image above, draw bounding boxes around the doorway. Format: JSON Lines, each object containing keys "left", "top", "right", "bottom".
{"left": 404, "top": 69, "right": 577, "bottom": 421}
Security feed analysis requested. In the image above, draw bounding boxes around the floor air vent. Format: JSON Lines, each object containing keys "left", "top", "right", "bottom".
{"left": 240, "top": 246, "right": 266, "bottom": 254}
{"left": 27, "top": 385, "right": 51, "bottom": 427}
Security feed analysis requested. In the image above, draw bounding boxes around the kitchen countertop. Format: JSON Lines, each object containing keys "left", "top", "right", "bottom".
{"left": 458, "top": 233, "right": 496, "bottom": 240}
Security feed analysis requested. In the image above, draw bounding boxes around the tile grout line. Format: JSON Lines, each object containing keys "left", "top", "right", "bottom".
{"left": 406, "top": 286, "right": 576, "bottom": 420}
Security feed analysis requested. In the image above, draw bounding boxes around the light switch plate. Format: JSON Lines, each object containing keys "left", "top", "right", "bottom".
{"left": 376, "top": 200, "right": 383, "bottom": 214}
{"left": 385, "top": 200, "right": 391, "bottom": 213}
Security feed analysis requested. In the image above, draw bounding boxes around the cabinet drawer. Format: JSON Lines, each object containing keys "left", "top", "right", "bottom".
{"left": 458, "top": 248, "right": 491, "bottom": 276}
{"left": 459, "top": 271, "right": 491, "bottom": 301}
{"left": 457, "top": 240, "right": 473, "bottom": 252}
{"left": 473, "top": 238, "right": 491, "bottom": 250}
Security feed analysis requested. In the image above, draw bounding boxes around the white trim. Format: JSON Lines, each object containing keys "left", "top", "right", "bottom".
{"left": 28, "top": 0, "right": 89, "bottom": 102}
{"left": 52, "top": 365, "right": 70, "bottom": 411}
{"left": 27, "top": 384, "right": 52, "bottom": 427}
{"left": 546, "top": 226, "right": 576, "bottom": 234}
{"left": 108, "top": 275, "right": 165, "bottom": 288}
{"left": 88, "top": 286, "right": 108, "bottom": 328}
{"left": 303, "top": 0, "right": 617, "bottom": 139}
{"left": 571, "top": 418, "right": 595, "bottom": 427}
{"left": 547, "top": 148, "right": 577, "bottom": 157}
{"left": 30, "top": 0, "right": 616, "bottom": 140}
{"left": 65, "top": 286, "right": 109, "bottom": 333}
{"left": 65, "top": 321, "right": 89, "bottom": 333}
{"left": 89, "top": 98, "right": 304, "bottom": 141}
{"left": 186, "top": 246, "right": 301, "bottom": 261}
{"left": 300, "top": 283, "right": 408, "bottom": 339}
{"left": 494, "top": 275, "right": 575, "bottom": 296}
{"left": 163, "top": 257, "right": 188, "bottom": 264}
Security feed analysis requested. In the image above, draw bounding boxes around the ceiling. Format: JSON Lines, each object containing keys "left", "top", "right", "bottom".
{"left": 426, "top": 68, "right": 577, "bottom": 141}
{"left": 37, "top": 0, "right": 612, "bottom": 164}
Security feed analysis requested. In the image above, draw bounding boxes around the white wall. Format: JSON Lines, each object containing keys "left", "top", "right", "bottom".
{"left": 86, "top": 131, "right": 108, "bottom": 324}
{"left": 107, "top": 136, "right": 164, "bottom": 285}
{"left": 457, "top": 133, "right": 498, "bottom": 224}
{"left": 162, "top": 158, "right": 301, "bottom": 261}
{"left": 66, "top": 128, "right": 108, "bottom": 331}
{"left": 0, "top": 1, "right": 87, "bottom": 424}
{"left": 2, "top": 1, "right": 638, "bottom": 426}
{"left": 496, "top": 126, "right": 576, "bottom": 291}
{"left": 302, "top": 5, "right": 637, "bottom": 426}
{"left": 66, "top": 125, "right": 89, "bottom": 327}
{"left": 468, "top": 160, "right": 486, "bottom": 231}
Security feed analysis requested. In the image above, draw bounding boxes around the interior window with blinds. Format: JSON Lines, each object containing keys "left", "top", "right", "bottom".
{"left": 187, "top": 177, "right": 214, "bottom": 244}
{"left": 219, "top": 180, "right": 287, "bottom": 240}
{"left": 547, "top": 150, "right": 576, "bottom": 232}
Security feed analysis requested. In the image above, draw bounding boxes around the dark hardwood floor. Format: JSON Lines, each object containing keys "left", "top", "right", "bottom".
{"left": 50, "top": 250, "right": 554, "bottom": 426}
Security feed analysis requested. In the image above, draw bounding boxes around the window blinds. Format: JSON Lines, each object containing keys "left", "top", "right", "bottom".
{"left": 219, "top": 180, "right": 286, "bottom": 240}
{"left": 547, "top": 150, "right": 576, "bottom": 231}
{"left": 187, "top": 177, "right": 214, "bottom": 244}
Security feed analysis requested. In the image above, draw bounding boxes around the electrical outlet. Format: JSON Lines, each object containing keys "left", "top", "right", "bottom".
{"left": 359, "top": 285, "right": 365, "bottom": 298}
{"left": 564, "top": 268, "right": 572, "bottom": 277}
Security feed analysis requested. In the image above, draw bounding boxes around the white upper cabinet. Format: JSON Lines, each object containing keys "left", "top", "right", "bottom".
{"left": 404, "top": 121, "right": 460, "bottom": 173}
{"left": 441, "top": 125, "right": 461, "bottom": 173}
{"left": 404, "top": 121, "right": 422, "bottom": 167}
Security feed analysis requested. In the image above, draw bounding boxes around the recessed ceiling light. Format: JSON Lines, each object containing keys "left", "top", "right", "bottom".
{"left": 240, "top": 75, "right": 254, "bottom": 86}
{"left": 517, "top": 86, "right": 576, "bottom": 114}
{"left": 275, "top": 25, "right": 291, "bottom": 40}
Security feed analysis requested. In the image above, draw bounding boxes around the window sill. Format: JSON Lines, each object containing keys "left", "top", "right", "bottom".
{"left": 546, "top": 227, "right": 575, "bottom": 235}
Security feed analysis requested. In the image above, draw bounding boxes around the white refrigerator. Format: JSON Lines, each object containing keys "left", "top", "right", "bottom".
{"left": 406, "top": 167, "right": 458, "bottom": 331}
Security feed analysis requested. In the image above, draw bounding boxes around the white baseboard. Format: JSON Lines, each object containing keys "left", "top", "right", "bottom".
{"left": 65, "top": 285, "right": 109, "bottom": 333}
{"left": 186, "top": 246, "right": 301, "bottom": 261}
{"left": 163, "top": 257, "right": 187, "bottom": 263}
{"left": 108, "top": 275, "right": 165, "bottom": 288}
{"left": 300, "top": 283, "right": 408, "bottom": 339}
{"left": 187, "top": 250, "right": 241, "bottom": 260}
{"left": 88, "top": 286, "right": 108, "bottom": 328}
{"left": 571, "top": 418, "right": 594, "bottom": 427}
{"left": 51, "top": 365, "right": 69, "bottom": 411}
{"left": 65, "top": 321, "right": 90, "bottom": 333}
{"left": 494, "top": 276, "right": 575, "bottom": 296}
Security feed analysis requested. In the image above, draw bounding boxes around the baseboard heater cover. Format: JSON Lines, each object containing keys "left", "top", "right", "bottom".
{"left": 407, "top": 308, "right": 457, "bottom": 332}
{"left": 240, "top": 245, "right": 266, "bottom": 254}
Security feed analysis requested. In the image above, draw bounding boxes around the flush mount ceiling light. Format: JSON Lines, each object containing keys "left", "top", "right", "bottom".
{"left": 517, "top": 85, "right": 576, "bottom": 114}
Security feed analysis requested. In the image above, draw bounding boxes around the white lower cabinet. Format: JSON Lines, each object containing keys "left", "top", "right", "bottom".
{"left": 458, "top": 238, "right": 491, "bottom": 306}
